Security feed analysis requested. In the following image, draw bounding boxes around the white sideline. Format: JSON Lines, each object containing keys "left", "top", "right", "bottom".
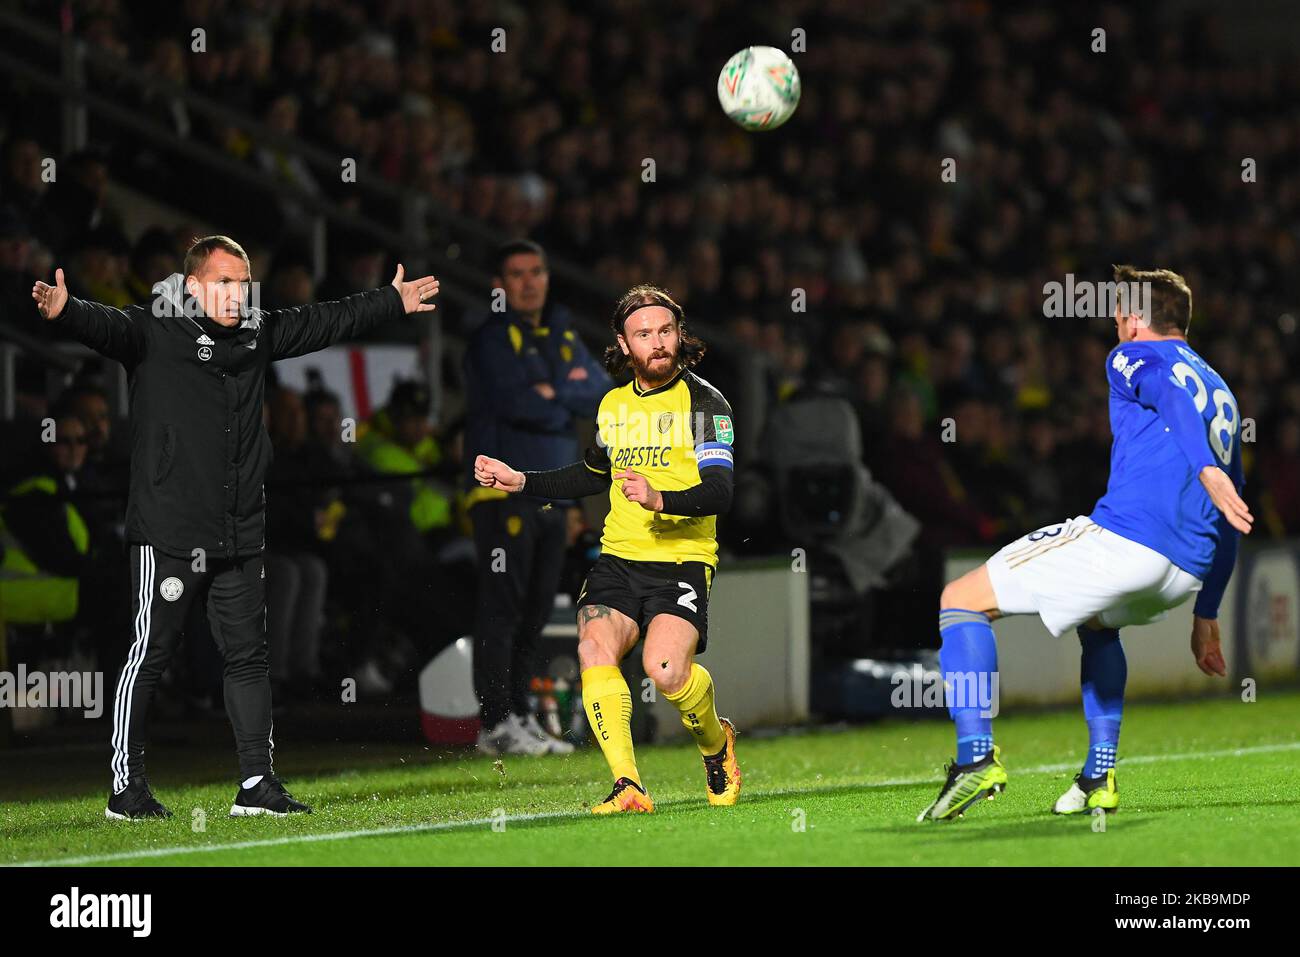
{"left": 10, "top": 740, "right": 1300, "bottom": 867}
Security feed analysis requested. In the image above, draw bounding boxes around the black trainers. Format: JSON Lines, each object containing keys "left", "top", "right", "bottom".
{"left": 106, "top": 779, "right": 173, "bottom": 820}
{"left": 230, "top": 775, "right": 312, "bottom": 817}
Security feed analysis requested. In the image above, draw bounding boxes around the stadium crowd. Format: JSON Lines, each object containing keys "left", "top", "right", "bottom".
{"left": 3, "top": 0, "right": 1300, "bottom": 701}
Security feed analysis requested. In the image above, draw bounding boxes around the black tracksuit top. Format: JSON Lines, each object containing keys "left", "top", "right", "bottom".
{"left": 55, "top": 279, "right": 404, "bottom": 560}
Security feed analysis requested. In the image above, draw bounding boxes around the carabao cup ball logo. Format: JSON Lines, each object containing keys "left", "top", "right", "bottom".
{"left": 160, "top": 577, "right": 184, "bottom": 601}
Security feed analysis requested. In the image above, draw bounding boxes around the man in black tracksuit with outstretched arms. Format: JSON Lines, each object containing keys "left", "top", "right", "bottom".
{"left": 31, "top": 235, "right": 440, "bottom": 819}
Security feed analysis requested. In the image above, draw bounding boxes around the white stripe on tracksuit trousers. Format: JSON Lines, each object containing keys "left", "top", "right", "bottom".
{"left": 111, "top": 544, "right": 276, "bottom": 794}
{"left": 112, "top": 545, "right": 153, "bottom": 793}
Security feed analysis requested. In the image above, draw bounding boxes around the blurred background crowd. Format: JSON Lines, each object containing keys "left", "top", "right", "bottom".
{"left": 2, "top": 0, "right": 1299, "bottom": 714}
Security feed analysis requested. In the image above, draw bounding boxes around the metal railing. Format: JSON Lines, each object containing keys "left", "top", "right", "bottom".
{"left": 0, "top": 331, "right": 129, "bottom": 421}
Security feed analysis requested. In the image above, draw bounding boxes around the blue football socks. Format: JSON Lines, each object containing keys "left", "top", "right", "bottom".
{"left": 939, "top": 609, "right": 999, "bottom": 766}
{"left": 1079, "top": 625, "right": 1126, "bottom": 779}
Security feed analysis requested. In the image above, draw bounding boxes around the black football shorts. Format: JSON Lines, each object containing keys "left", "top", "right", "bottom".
{"left": 576, "top": 553, "right": 715, "bottom": 652}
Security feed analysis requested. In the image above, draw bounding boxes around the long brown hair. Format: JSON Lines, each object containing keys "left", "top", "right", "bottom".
{"left": 603, "top": 283, "right": 707, "bottom": 377}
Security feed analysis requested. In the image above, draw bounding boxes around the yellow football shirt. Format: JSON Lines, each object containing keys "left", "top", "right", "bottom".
{"left": 582, "top": 368, "right": 735, "bottom": 567}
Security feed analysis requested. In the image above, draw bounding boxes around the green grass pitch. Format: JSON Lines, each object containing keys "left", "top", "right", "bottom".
{"left": 5, "top": 690, "right": 1298, "bottom": 867}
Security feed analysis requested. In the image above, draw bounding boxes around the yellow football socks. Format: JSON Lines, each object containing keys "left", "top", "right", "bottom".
{"left": 663, "top": 663, "right": 727, "bottom": 755}
{"left": 581, "top": 666, "right": 640, "bottom": 784}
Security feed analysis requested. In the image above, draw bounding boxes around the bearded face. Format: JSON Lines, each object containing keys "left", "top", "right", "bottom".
{"left": 619, "top": 305, "right": 680, "bottom": 386}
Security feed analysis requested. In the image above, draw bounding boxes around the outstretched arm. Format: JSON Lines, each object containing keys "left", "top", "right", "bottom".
{"left": 474, "top": 446, "right": 612, "bottom": 499}
{"left": 33, "top": 267, "right": 146, "bottom": 365}
{"left": 269, "top": 264, "right": 438, "bottom": 360}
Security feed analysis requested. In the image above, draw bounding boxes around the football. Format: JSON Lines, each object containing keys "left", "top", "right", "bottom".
{"left": 717, "top": 45, "right": 801, "bottom": 131}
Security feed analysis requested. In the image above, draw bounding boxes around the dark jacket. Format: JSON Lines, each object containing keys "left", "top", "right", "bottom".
{"left": 462, "top": 302, "right": 609, "bottom": 504}
{"left": 54, "top": 273, "right": 404, "bottom": 559}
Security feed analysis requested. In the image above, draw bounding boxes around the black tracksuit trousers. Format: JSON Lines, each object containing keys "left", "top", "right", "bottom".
{"left": 110, "top": 543, "right": 272, "bottom": 793}
{"left": 470, "top": 499, "right": 568, "bottom": 728}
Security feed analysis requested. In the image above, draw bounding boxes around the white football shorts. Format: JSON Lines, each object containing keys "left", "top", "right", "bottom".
{"left": 985, "top": 515, "right": 1203, "bottom": 638}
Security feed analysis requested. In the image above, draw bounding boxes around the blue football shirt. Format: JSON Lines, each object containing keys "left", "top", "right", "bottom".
{"left": 1089, "top": 339, "right": 1244, "bottom": 582}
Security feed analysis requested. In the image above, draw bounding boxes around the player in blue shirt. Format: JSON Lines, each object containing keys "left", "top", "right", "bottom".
{"left": 918, "top": 267, "right": 1253, "bottom": 822}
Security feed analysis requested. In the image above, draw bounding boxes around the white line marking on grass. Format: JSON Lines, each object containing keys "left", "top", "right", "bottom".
{"left": 11, "top": 740, "right": 1299, "bottom": 867}
{"left": 747, "top": 740, "right": 1300, "bottom": 795}
{"left": 10, "top": 810, "right": 580, "bottom": 867}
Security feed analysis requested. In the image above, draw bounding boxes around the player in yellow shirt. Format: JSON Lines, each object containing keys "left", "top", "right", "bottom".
{"left": 473, "top": 284, "right": 740, "bottom": 813}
